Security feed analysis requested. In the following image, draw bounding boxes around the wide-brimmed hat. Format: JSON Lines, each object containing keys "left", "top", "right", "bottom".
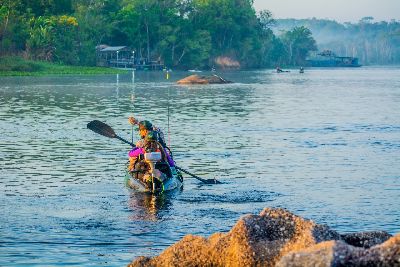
{"left": 138, "top": 120, "right": 153, "bottom": 130}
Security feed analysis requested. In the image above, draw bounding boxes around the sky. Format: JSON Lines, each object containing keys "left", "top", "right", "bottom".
{"left": 253, "top": 0, "right": 400, "bottom": 23}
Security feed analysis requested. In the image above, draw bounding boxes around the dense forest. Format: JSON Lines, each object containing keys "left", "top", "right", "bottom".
{"left": 0, "top": 0, "right": 317, "bottom": 69}
{"left": 3, "top": 1, "right": 397, "bottom": 69}
{"left": 274, "top": 18, "right": 400, "bottom": 65}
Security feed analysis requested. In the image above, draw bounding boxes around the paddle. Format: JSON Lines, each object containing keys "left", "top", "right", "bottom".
{"left": 176, "top": 166, "right": 221, "bottom": 184}
{"left": 87, "top": 120, "right": 222, "bottom": 184}
{"left": 87, "top": 120, "right": 135, "bottom": 147}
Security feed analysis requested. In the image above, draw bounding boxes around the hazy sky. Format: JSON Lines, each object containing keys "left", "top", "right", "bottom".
{"left": 253, "top": 0, "right": 400, "bottom": 22}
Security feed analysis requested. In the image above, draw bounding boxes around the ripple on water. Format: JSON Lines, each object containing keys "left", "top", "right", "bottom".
{"left": 1, "top": 69, "right": 400, "bottom": 266}
{"left": 178, "top": 190, "right": 282, "bottom": 204}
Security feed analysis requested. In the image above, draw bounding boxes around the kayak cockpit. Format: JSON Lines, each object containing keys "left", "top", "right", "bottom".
{"left": 126, "top": 152, "right": 183, "bottom": 194}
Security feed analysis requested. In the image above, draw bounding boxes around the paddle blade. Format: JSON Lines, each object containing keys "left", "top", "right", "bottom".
{"left": 206, "top": 179, "right": 222, "bottom": 184}
{"left": 176, "top": 166, "right": 222, "bottom": 184}
{"left": 87, "top": 120, "right": 117, "bottom": 138}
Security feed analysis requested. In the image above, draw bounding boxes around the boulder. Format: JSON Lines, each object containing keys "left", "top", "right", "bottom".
{"left": 129, "top": 208, "right": 341, "bottom": 266}
{"left": 176, "top": 74, "right": 232, "bottom": 84}
{"left": 276, "top": 240, "right": 361, "bottom": 267}
{"left": 128, "top": 208, "right": 396, "bottom": 267}
{"left": 341, "top": 231, "right": 392, "bottom": 248}
{"left": 277, "top": 234, "right": 400, "bottom": 267}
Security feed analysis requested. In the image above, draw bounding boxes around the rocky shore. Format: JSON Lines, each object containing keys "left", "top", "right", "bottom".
{"left": 128, "top": 207, "right": 399, "bottom": 267}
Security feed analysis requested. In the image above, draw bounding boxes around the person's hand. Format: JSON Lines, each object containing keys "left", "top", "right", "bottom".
{"left": 128, "top": 116, "right": 138, "bottom": 125}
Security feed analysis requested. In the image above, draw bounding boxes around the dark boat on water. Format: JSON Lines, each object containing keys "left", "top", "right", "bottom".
{"left": 306, "top": 50, "right": 361, "bottom": 67}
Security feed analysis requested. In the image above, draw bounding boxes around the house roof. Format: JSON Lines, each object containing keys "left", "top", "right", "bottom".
{"left": 100, "top": 46, "right": 128, "bottom": 52}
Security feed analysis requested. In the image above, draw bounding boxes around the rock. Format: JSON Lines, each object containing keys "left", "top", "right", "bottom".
{"left": 276, "top": 234, "right": 400, "bottom": 267}
{"left": 129, "top": 256, "right": 153, "bottom": 267}
{"left": 276, "top": 240, "right": 363, "bottom": 267}
{"left": 176, "top": 74, "right": 232, "bottom": 84}
{"left": 358, "top": 234, "right": 400, "bottom": 266}
{"left": 129, "top": 208, "right": 341, "bottom": 266}
{"left": 341, "top": 231, "right": 392, "bottom": 248}
{"left": 215, "top": 56, "right": 240, "bottom": 69}
{"left": 128, "top": 208, "right": 397, "bottom": 267}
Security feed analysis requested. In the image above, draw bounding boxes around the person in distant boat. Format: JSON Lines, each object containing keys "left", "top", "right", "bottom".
{"left": 299, "top": 67, "right": 304, "bottom": 73}
{"left": 276, "top": 66, "right": 290, "bottom": 73}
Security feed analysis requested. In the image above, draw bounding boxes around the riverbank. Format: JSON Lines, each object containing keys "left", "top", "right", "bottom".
{"left": 0, "top": 56, "right": 128, "bottom": 76}
{"left": 129, "top": 207, "right": 399, "bottom": 266}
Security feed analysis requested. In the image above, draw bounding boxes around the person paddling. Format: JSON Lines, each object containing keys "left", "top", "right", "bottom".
{"left": 127, "top": 117, "right": 174, "bottom": 171}
{"left": 128, "top": 117, "right": 166, "bottom": 147}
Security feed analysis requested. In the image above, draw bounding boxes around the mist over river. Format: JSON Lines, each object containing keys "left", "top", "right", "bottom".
{"left": 1, "top": 67, "right": 399, "bottom": 266}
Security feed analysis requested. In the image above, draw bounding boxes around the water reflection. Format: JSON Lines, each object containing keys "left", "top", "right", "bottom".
{"left": 131, "top": 71, "right": 136, "bottom": 104}
{"left": 116, "top": 73, "right": 119, "bottom": 99}
{"left": 127, "top": 190, "right": 182, "bottom": 221}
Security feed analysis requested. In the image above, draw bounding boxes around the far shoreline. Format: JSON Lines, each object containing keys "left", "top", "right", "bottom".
{"left": 0, "top": 56, "right": 129, "bottom": 76}
{"left": 2, "top": 56, "right": 399, "bottom": 77}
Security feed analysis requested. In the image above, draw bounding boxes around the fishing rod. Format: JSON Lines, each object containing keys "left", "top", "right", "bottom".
{"left": 131, "top": 70, "right": 135, "bottom": 144}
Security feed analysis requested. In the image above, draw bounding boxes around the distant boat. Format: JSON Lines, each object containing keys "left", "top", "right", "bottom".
{"left": 306, "top": 50, "right": 361, "bottom": 67}
{"left": 276, "top": 67, "right": 290, "bottom": 73}
{"left": 188, "top": 69, "right": 202, "bottom": 73}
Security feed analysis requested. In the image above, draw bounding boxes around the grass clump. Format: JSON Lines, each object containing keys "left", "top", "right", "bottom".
{"left": 0, "top": 56, "right": 128, "bottom": 76}
{"left": 0, "top": 56, "right": 43, "bottom": 72}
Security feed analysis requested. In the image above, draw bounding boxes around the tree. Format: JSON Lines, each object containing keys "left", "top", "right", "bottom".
{"left": 2, "top": 0, "right": 331, "bottom": 68}
{"left": 0, "top": 0, "right": 30, "bottom": 53}
{"left": 26, "top": 15, "right": 79, "bottom": 63}
{"left": 281, "top": 26, "right": 317, "bottom": 66}
{"left": 258, "top": 9, "right": 275, "bottom": 30}
{"left": 73, "top": 0, "right": 121, "bottom": 65}
{"left": 274, "top": 18, "right": 400, "bottom": 65}
{"left": 189, "top": 0, "right": 268, "bottom": 67}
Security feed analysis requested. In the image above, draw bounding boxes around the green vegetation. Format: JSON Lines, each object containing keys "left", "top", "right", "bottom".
{"left": 281, "top": 26, "right": 317, "bottom": 66}
{"left": 2, "top": 1, "right": 399, "bottom": 71}
{"left": 0, "top": 0, "right": 318, "bottom": 70}
{"left": 274, "top": 18, "right": 400, "bottom": 65}
{"left": 0, "top": 56, "right": 127, "bottom": 76}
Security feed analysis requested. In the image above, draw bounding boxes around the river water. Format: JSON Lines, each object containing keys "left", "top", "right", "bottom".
{"left": 1, "top": 67, "right": 399, "bottom": 266}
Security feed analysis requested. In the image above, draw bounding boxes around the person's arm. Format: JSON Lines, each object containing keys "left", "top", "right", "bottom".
{"left": 129, "top": 147, "right": 145, "bottom": 157}
{"left": 128, "top": 116, "right": 139, "bottom": 125}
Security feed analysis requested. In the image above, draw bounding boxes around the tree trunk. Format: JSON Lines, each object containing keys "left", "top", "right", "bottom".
{"left": 146, "top": 21, "right": 150, "bottom": 63}
{"left": 178, "top": 49, "right": 186, "bottom": 63}
{"left": 0, "top": 4, "right": 11, "bottom": 42}
{"left": 171, "top": 43, "right": 175, "bottom": 64}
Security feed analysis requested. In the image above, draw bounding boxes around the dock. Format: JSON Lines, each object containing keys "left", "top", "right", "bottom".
{"left": 96, "top": 45, "right": 165, "bottom": 70}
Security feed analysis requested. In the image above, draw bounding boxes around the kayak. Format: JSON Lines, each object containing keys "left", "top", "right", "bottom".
{"left": 125, "top": 151, "right": 183, "bottom": 193}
